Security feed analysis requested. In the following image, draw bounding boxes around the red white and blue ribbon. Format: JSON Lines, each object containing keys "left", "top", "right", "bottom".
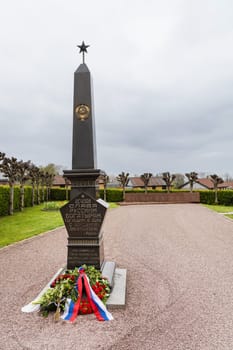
{"left": 61, "top": 267, "right": 113, "bottom": 322}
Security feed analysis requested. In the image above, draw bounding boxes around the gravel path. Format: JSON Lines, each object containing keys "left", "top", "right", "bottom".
{"left": 1, "top": 204, "right": 233, "bottom": 350}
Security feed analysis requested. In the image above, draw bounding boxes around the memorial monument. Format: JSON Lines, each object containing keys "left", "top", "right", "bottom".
{"left": 60, "top": 42, "right": 107, "bottom": 270}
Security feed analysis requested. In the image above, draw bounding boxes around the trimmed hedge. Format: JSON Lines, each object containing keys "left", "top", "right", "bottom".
{"left": 99, "top": 188, "right": 123, "bottom": 202}
{"left": 50, "top": 187, "right": 70, "bottom": 201}
{"left": 50, "top": 188, "right": 124, "bottom": 202}
{"left": 0, "top": 185, "right": 46, "bottom": 216}
{"left": 1, "top": 185, "right": 233, "bottom": 216}
{"left": 13, "top": 187, "right": 20, "bottom": 211}
{"left": 24, "top": 186, "right": 33, "bottom": 207}
{"left": 0, "top": 186, "right": 10, "bottom": 216}
{"left": 199, "top": 190, "right": 233, "bottom": 205}
{"left": 218, "top": 191, "right": 233, "bottom": 205}
{"left": 199, "top": 191, "right": 216, "bottom": 204}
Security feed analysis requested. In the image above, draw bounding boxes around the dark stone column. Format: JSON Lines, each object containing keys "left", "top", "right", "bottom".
{"left": 72, "top": 63, "right": 96, "bottom": 170}
{"left": 61, "top": 45, "right": 106, "bottom": 269}
{"left": 63, "top": 169, "right": 102, "bottom": 200}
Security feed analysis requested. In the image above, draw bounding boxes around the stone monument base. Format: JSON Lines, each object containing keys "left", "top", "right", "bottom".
{"left": 63, "top": 169, "right": 103, "bottom": 200}
{"left": 67, "top": 236, "right": 104, "bottom": 270}
{"left": 21, "top": 262, "right": 127, "bottom": 313}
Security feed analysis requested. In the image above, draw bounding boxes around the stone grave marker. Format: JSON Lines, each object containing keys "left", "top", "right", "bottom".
{"left": 60, "top": 192, "right": 107, "bottom": 269}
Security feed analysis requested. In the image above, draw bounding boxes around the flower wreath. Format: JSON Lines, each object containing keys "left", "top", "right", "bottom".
{"left": 35, "top": 265, "right": 112, "bottom": 322}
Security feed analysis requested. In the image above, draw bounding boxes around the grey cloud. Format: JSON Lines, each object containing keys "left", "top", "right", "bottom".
{"left": 0, "top": 0, "right": 233, "bottom": 176}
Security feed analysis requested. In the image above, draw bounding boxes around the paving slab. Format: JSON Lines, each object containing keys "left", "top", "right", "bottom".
{"left": 106, "top": 268, "right": 127, "bottom": 309}
{"left": 101, "top": 260, "right": 116, "bottom": 289}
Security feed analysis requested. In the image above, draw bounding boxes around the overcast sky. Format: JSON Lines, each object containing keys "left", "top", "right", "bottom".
{"left": 0, "top": 0, "right": 233, "bottom": 177}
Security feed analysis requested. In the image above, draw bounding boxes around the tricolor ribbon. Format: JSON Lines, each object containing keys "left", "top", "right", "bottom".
{"left": 61, "top": 267, "right": 113, "bottom": 322}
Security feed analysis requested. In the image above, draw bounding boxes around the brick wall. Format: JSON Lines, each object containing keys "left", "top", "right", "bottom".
{"left": 125, "top": 192, "right": 200, "bottom": 203}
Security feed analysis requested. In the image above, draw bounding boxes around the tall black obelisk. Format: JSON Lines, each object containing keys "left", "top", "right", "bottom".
{"left": 61, "top": 42, "right": 106, "bottom": 269}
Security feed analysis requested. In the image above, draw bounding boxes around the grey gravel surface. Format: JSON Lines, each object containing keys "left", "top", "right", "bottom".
{"left": 1, "top": 204, "right": 233, "bottom": 350}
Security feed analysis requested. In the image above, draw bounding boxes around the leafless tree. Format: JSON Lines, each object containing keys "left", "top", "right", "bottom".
{"left": 117, "top": 172, "right": 129, "bottom": 201}
{"left": 44, "top": 172, "right": 54, "bottom": 201}
{"left": 0, "top": 152, "right": 6, "bottom": 175}
{"left": 209, "top": 174, "right": 223, "bottom": 204}
{"left": 103, "top": 174, "right": 109, "bottom": 202}
{"left": 140, "top": 173, "right": 152, "bottom": 194}
{"left": 223, "top": 173, "right": 233, "bottom": 182}
{"left": 29, "top": 164, "right": 40, "bottom": 206}
{"left": 185, "top": 172, "right": 198, "bottom": 193}
{"left": 0, "top": 152, "right": 5, "bottom": 162}
{"left": 40, "top": 171, "right": 46, "bottom": 202}
{"left": 17, "top": 160, "right": 31, "bottom": 211}
{"left": 162, "top": 172, "right": 176, "bottom": 193}
{"left": 35, "top": 167, "right": 42, "bottom": 205}
{"left": 0, "top": 156, "right": 18, "bottom": 215}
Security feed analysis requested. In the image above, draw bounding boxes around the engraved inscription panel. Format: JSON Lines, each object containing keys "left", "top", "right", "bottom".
{"left": 60, "top": 192, "right": 107, "bottom": 237}
{"left": 72, "top": 179, "right": 96, "bottom": 188}
{"left": 67, "top": 244, "right": 104, "bottom": 269}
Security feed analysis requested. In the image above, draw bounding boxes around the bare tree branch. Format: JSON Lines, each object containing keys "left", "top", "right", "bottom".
{"left": 117, "top": 172, "right": 130, "bottom": 201}
{"left": 140, "top": 173, "right": 152, "bottom": 194}
{"left": 162, "top": 172, "right": 176, "bottom": 193}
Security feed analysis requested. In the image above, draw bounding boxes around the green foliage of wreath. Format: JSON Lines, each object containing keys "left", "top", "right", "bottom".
{"left": 34, "top": 265, "right": 110, "bottom": 319}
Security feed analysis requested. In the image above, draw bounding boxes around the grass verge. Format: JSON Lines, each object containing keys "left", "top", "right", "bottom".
{"left": 226, "top": 214, "right": 233, "bottom": 220}
{"left": 108, "top": 202, "right": 119, "bottom": 208}
{"left": 203, "top": 204, "right": 233, "bottom": 220}
{"left": 0, "top": 203, "right": 64, "bottom": 248}
{"left": 203, "top": 204, "right": 233, "bottom": 213}
{"left": 0, "top": 201, "right": 119, "bottom": 248}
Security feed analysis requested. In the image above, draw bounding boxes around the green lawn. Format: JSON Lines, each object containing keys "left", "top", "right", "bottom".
{"left": 226, "top": 214, "right": 233, "bottom": 220}
{"left": 203, "top": 204, "right": 233, "bottom": 213}
{"left": 108, "top": 202, "right": 119, "bottom": 208}
{"left": 0, "top": 203, "right": 64, "bottom": 248}
{"left": 203, "top": 204, "right": 233, "bottom": 220}
{"left": 0, "top": 201, "right": 119, "bottom": 248}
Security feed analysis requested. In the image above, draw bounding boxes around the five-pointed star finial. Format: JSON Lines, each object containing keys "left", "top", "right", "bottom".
{"left": 77, "top": 41, "right": 90, "bottom": 63}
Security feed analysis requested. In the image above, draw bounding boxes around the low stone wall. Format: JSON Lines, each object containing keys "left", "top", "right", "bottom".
{"left": 125, "top": 192, "right": 200, "bottom": 203}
